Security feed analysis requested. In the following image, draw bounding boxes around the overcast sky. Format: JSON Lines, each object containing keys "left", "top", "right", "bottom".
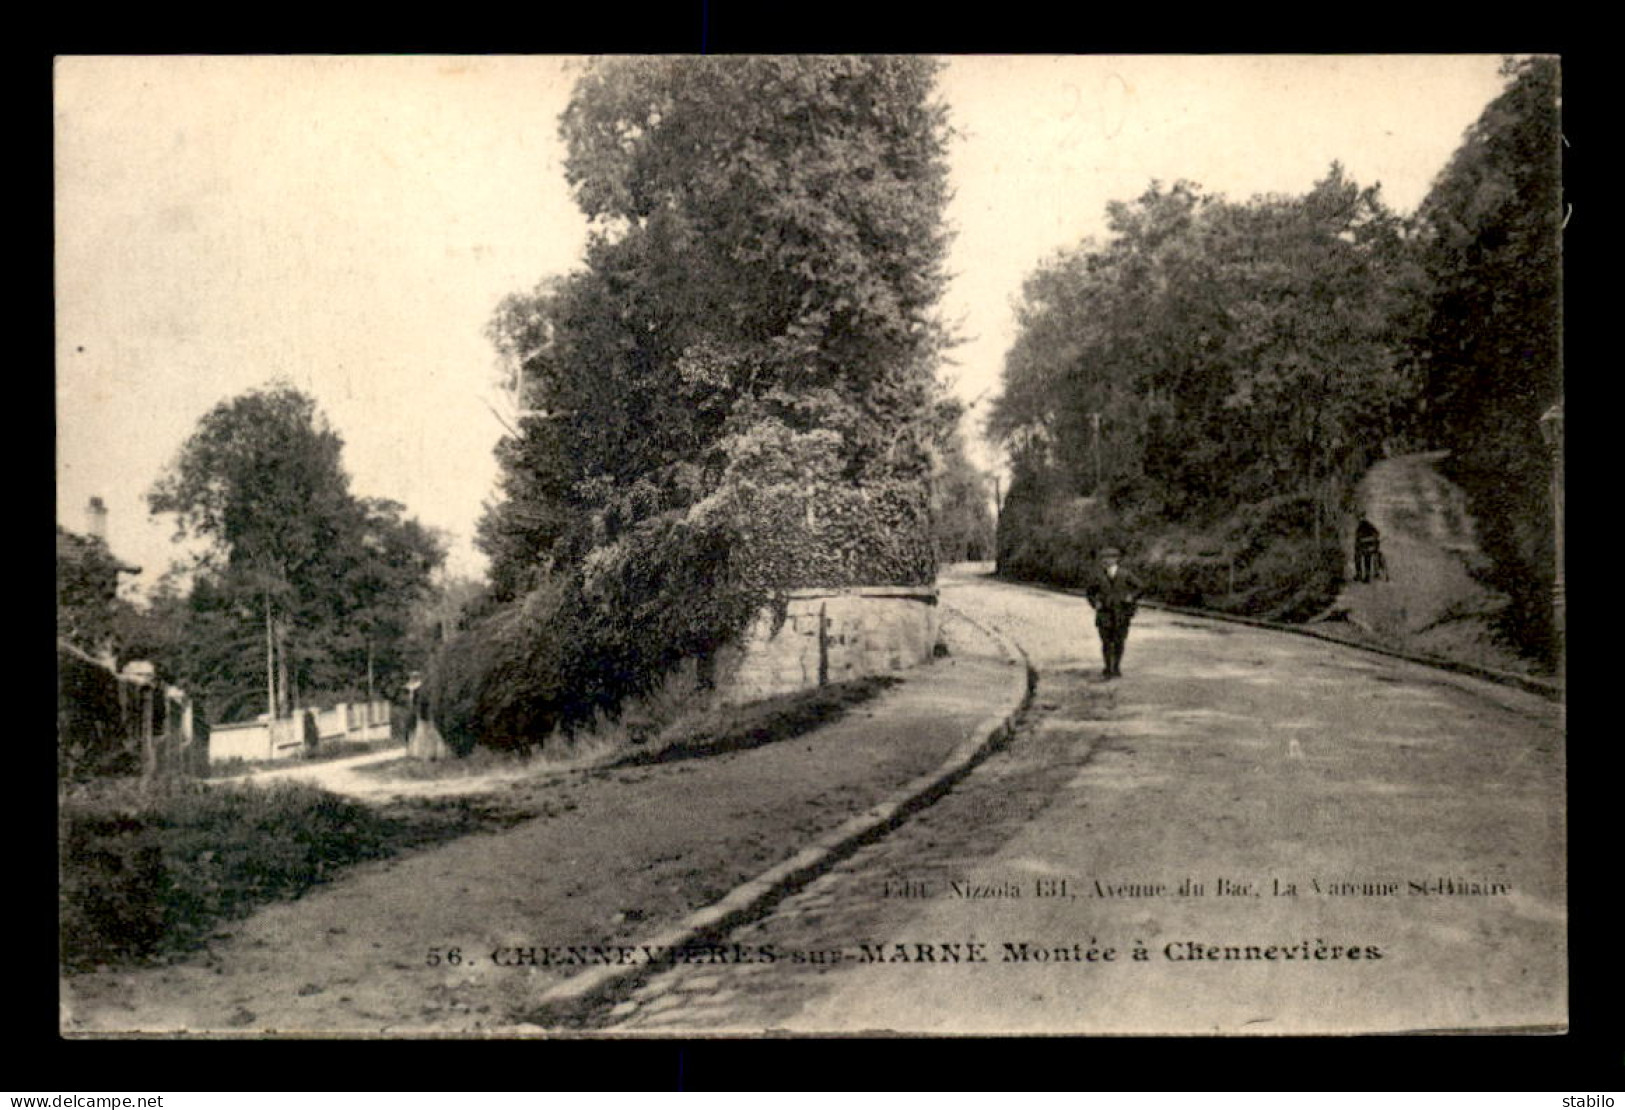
{"left": 55, "top": 55, "right": 1514, "bottom": 595}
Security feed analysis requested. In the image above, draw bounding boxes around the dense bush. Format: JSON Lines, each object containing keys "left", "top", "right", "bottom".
{"left": 1134, "top": 552, "right": 1230, "bottom": 608}
{"left": 434, "top": 422, "right": 938, "bottom": 755}
{"left": 1439, "top": 454, "right": 1557, "bottom": 664}
{"left": 573, "top": 513, "right": 765, "bottom": 706}
{"left": 425, "top": 514, "right": 768, "bottom": 755}
{"left": 59, "top": 780, "right": 393, "bottom": 970}
{"left": 425, "top": 579, "right": 576, "bottom": 756}
{"left": 999, "top": 486, "right": 1343, "bottom": 623}
{"left": 57, "top": 646, "right": 141, "bottom": 781}
{"left": 730, "top": 480, "right": 935, "bottom": 590}
{"left": 1138, "top": 497, "right": 1345, "bottom": 621}
{"left": 1232, "top": 533, "right": 1345, "bottom": 622}
{"left": 459, "top": 59, "right": 953, "bottom": 755}
{"left": 996, "top": 465, "right": 1130, "bottom": 587}
{"left": 1211, "top": 495, "right": 1346, "bottom": 620}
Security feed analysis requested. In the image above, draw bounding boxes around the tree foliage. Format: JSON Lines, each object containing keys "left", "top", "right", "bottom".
{"left": 454, "top": 57, "right": 955, "bottom": 748}
{"left": 56, "top": 527, "right": 137, "bottom": 657}
{"left": 1410, "top": 56, "right": 1562, "bottom": 659}
{"left": 987, "top": 168, "right": 1422, "bottom": 620}
{"left": 989, "top": 57, "right": 1563, "bottom": 658}
{"left": 931, "top": 432, "right": 995, "bottom": 563}
{"left": 1414, "top": 57, "right": 1561, "bottom": 454}
{"left": 148, "top": 385, "right": 445, "bottom": 718}
{"left": 482, "top": 56, "right": 952, "bottom": 592}
{"left": 991, "top": 167, "right": 1417, "bottom": 527}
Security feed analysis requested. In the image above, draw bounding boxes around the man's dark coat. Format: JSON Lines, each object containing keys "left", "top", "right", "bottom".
{"left": 1086, "top": 563, "right": 1141, "bottom": 677}
{"left": 1086, "top": 565, "right": 1142, "bottom": 622}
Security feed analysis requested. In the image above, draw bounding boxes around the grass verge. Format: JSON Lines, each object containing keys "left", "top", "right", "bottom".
{"left": 62, "top": 676, "right": 903, "bottom": 973}
{"left": 58, "top": 778, "right": 530, "bottom": 972}
{"left": 614, "top": 675, "right": 901, "bottom": 767}
{"left": 357, "top": 674, "right": 902, "bottom": 781}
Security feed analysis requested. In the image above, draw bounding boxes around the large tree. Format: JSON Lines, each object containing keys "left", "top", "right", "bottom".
{"left": 1410, "top": 56, "right": 1562, "bottom": 659}
{"left": 1414, "top": 57, "right": 1561, "bottom": 454}
{"left": 149, "top": 385, "right": 445, "bottom": 718}
{"left": 990, "top": 167, "right": 1417, "bottom": 525}
{"left": 449, "top": 57, "right": 955, "bottom": 746}
{"left": 988, "top": 168, "right": 1421, "bottom": 619}
{"left": 480, "top": 56, "right": 952, "bottom": 597}
{"left": 931, "top": 433, "right": 996, "bottom": 564}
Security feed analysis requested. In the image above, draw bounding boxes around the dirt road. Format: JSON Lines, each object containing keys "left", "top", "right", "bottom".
{"left": 59, "top": 604, "right": 1021, "bottom": 1036}
{"left": 1333, "top": 450, "right": 1534, "bottom": 674}
{"left": 61, "top": 567, "right": 1563, "bottom": 1036}
{"left": 604, "top": 570, "right": 1566, "bottom": 1034}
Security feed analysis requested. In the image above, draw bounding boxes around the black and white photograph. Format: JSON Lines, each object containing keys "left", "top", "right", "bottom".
{"left": 54, "top": 54, "right": 1565, "bottom": 1038}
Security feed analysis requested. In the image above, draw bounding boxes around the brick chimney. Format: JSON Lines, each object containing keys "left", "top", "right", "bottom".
{"left": 86, "top": 496, "right": 108, "bottom": 543}
{"left": 81, "top": 496, "right": 141, "bottom": 577}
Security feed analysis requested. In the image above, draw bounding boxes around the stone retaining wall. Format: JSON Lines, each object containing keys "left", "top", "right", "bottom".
{"left": 715, "top": 586, "right": 939, "bottom": 705}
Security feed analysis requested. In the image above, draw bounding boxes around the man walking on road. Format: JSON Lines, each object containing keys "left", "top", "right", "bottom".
{"left": 1085, "top": 546, "right": 1141, "bottom": 679}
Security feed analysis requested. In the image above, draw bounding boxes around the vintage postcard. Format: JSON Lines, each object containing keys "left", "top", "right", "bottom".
{"left": 56, "top": 54, "right": 1564, "bottom": 1038}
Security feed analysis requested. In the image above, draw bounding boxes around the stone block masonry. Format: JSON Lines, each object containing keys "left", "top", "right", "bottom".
{"left": 715, "top": 586, "right": 939, "bottom": 705}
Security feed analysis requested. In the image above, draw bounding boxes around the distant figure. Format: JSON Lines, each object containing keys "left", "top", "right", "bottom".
{"left": 1354, "top": 518, "right": 1385, "bottom": 583}
{"left": 1085, "top": 546, "right": 1142, "bottom": 680}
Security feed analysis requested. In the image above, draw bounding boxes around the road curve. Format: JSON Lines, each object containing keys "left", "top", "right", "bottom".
{"left": 604, "top": 566, "right": 1566, "bottom": 1035}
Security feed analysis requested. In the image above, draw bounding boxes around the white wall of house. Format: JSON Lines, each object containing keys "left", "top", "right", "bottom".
{"left": 312, "top": 700, "right": 392, "bottom": 743}
{"left": 208, "top": 720, "right": 274, "bottom": 763}
{"left": 207, "top": 700, "right": 394, "bottom": 764}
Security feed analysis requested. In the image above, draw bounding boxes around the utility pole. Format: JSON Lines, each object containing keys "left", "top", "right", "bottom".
{"left": 1090, "top": 412, "right": 1102, "bottom": 494}
{"left": 143, "top": 683, "right": 155, "bottom": 783}
{"left": 991, "top": 473, "right": 1003, "bottom": 575}
{"left": 121, "top": 660, "right": 159, "bottom": 790}
{"left": 265, "top": 590, "right": 276, "bottom": 721}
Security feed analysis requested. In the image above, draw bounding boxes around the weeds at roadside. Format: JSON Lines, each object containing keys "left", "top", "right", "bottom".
{"left": 358, "top": 674, "right": 901, "bottom": 782}
{"left": 58, "top": 777, "right": 528, "bottom": 972}
{"left": 352, "top": 743, "right": 537, "bottom": 783}
{"left": 613, "top": 675, "right": 900, "bottom": 767}
{"left": 59, "top": 674, "right": 903, "bottom": 972}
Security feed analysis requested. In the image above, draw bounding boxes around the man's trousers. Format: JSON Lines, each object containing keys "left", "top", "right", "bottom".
{"left": 1096, "top": 612, "right": 1132, "bottom": 676}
